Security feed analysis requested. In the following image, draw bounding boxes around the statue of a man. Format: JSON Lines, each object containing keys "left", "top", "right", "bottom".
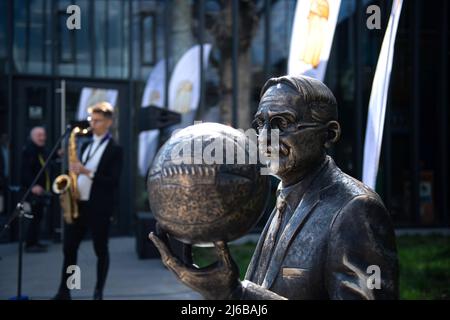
{"left": 150, "top": 75, "right": 399, "bottom": 300}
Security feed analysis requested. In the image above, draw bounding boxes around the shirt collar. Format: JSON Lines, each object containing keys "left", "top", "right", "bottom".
{"left": 277, "top": 156, "right": 330, "bottom": 205}
{"left": 93, "top": 133, "right": 107, "bottom": 143}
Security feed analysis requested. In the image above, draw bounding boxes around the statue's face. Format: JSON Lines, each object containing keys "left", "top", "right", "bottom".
{"left": 254, "top": 83, "right": 327, "bottom": 185}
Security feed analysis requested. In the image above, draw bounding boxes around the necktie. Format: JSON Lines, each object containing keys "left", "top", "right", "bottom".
{"left": 256, "top": 194, "right": 287, "bottom": 284}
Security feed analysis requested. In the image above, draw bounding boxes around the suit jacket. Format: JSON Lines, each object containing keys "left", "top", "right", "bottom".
{"left": 80, "top": 138, "right": 123, "bottom": 216}
{"left": 0, "top": 147, "right": 5, "bottom": 190}
{"left": 242, "top": 156, "right": 399, "bottom": 300}
{"left": 21, "top": 141, "right": 54, "bottom": 191}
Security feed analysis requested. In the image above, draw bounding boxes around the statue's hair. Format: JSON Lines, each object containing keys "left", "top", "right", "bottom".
{"left": 260, "top": 75, "right": 338, "bottom": 123}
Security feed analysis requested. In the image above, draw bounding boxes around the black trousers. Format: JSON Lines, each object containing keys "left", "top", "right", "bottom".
{"left": 25, "top": 200, "right": 45, "bottom": 247}
{"left": 58, "top": 201, "right": 111, "bottom": 294}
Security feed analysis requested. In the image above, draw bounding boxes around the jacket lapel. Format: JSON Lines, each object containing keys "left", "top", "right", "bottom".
{"left": 245, "top": 206, "right": 277, "bottom": 281}
{"left": 261, "top": 189, "right": 320, "bottom": 288}
{"left": 261, "top": 159, "right": 336, "bottom": 288}
{"left": 95, "top": 139, "right": 113, "bottom": 174}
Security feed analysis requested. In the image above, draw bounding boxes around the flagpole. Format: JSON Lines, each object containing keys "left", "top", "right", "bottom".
{"left": 56, "top": 79, "right": 66, "bottom": 242}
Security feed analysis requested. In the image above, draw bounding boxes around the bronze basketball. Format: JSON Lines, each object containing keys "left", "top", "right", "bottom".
{"left": 147, "top": 122, "right": 270, "bottom": 244}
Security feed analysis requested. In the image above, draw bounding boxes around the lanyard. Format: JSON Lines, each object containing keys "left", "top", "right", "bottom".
{"left": 82, "top": 134, "right": 110, "bottom": 166}
{"left": 37, "top": 153, "right": 50, "bottom": 191}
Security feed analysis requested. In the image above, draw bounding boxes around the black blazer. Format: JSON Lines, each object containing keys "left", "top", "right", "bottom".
{"left": 0, "top": 147, "right": 5, "bottom": 190}
{"left": 243, "top": 156, "right": 399, "bottom": 300}
{"left": 21, "top": 141, "right": 58, "bottom": 191}
{"left": 80, "top": 138, "right": 123, "bottom": 216}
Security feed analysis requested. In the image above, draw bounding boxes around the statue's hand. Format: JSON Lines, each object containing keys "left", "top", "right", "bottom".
{"left": 149, "top": 230, "right": 242, "bottom": 300}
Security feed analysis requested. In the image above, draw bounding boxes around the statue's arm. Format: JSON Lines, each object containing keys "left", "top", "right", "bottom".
{"left": 325, "top": 195, "right": 399, "bottom": 300}
{"left": 229, "top": 281, "right": 287, "bottom": 300}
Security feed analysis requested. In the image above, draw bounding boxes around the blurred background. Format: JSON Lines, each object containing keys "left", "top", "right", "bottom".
{"left": 0, "top": 0, "right": 448, "bottom": 299}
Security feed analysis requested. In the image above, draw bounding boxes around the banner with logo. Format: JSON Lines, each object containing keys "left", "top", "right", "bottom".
{"left": 362, "top": 0, "right": 404, "bottom": 189}
{"left": 138, "top": 59, "right": 166, "bottom": 177}
{"left": 168, "top": 44, "right": 212, "bottom": 127}
{"left": 77, "top": 88, "right": 118, "bottom": 120}
{"left": 288, "top": 0, "right": 341, "bottom": 81}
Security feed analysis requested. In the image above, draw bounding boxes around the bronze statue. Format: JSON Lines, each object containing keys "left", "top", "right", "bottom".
{"left": 149, "top": 75, "right": 399, "bottom": 300}
{"left": 147, "top": 122, "right": 270, "bottom": 244}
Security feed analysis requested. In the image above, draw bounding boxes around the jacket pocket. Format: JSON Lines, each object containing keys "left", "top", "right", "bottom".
{"left": 282, "top": 267, "right": 309, "bottom": 278}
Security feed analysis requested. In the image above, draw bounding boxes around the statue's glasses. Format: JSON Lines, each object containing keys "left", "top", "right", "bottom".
{"left": 252, "top": 116, "right": 326, "bottom": 135}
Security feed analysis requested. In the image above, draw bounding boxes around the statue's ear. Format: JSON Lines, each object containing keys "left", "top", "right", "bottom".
{"left": 324, "top": 121, "right": 341, "bottom": 148}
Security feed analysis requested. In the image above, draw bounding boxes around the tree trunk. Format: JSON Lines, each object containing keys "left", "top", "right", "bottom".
{"left": 220, "top": 50, "right": 252, "bottom": 128}
{"left": 171, "top": 0, "right": 195, "bottom": 64}
{"left": 212, "top": 0, "right": 259, "bottom": 129}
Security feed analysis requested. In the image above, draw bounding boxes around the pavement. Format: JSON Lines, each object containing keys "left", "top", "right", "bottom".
{"left": 2, "top": 229, "right": 447, "bottom": 300}
{"left": 0, "top": 236, "right": 203, "bottom": 300}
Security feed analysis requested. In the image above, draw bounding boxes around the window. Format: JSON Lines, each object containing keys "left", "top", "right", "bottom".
{"left": 140, "top": 12, "right": 156, "bottom": 66}
{"left": 57, "top": 9, "right": 76, "bottom": 64}
{"left": 0, "top": 1, "right": 8, "bottom": 65}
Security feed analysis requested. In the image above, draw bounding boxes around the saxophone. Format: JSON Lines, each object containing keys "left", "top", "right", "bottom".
{"left": 52, "top": 126, "right": 89, "bottom": 224}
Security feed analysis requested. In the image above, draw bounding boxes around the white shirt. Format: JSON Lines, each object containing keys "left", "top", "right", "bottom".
{"left": 78, "top": 133, "right": 110, "bottom": 201}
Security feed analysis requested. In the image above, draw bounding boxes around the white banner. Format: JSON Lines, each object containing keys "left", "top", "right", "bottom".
{"left": 142, "top": 59, "right": 166, "bottom": 108}
{"left": 288, "top": 0, "right": 341, "bottom": 81}
{"left": 363, "top": 0, "right": 403, "bottom": 189}
{"left": 139, "top": 44, "right": 212, "bottom": 176}
{"left": 77, "top": 87, "right": 118, "bottom": 121}
{"left": 168, "top": 44, "right": 212, "bottom": 126}
{"left": 138, "top": 60, "right": 166, "bottom": 177}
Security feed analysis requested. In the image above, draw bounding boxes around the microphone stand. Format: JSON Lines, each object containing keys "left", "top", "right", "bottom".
{"left": 0, "top": 124, "right": 72, "bottom": 300}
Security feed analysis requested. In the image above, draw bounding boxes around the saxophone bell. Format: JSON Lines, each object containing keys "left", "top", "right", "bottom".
{"left": 52, "top": 174, "right": 71, "bottom": 194}
{"left": 53, "top": 125, "right": 89, "bottom": 224}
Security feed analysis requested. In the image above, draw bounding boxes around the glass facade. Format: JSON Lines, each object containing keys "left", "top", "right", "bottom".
{"left": 0, "top": 0, "right": 448, "bottom": 236}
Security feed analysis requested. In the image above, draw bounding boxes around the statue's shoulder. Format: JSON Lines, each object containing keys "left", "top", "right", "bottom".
{"left": 326, "top": 166, "right": 391, "bottom": 230}
{"left": 327, "top": 161, "right": 384, "bottom": 206}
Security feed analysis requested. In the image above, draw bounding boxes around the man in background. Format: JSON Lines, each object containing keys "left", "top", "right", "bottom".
{"left": 21, "top": 127, "right": 53, "bottom": 252}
